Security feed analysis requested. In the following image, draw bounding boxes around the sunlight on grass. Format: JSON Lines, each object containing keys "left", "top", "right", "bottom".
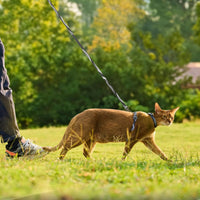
{"left": 0, "top": 122, "right": 200, "bottom": 199}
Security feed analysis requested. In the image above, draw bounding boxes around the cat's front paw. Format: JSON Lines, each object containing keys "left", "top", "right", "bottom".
{"left": 121, "top": 155, "right": 127, "bottom": 161}
{"left": 167, "top": 159, "right": 173, "bottom": 163}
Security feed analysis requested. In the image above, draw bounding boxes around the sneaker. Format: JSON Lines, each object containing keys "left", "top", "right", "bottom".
{"left": 5, "top": 137, "right": 45, "bottom": 158}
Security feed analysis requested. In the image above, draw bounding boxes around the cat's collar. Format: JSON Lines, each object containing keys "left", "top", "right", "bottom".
{"left": 148, "top": 113, "right": 157, "bottom": 128}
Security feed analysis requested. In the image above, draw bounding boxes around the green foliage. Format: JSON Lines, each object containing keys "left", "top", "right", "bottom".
{"left": 193, "top": 2, "right": 200, "bottom": 45}
{"left": 0, "top": 0, "right": 199, "bottom": 127}
{"left": 119, "top": 100, "right": 149, "bottom": 113}
{"left": 144, "top": 0, "right": 197, "bottom": 37}
{"left": 68, "top": 0, "right": 101, "bottom": 27}
{"left": 0, "top": 0, "right": 93, "bottom": 127}
{"left": 0, "top": 122, "right": 200, "bottom": 199}
{"left": 176, "top": 90, "right": 200, "bottom": 122}
{"left": 125, "top": 27, "right": 190, "bottom": 109}
{"left": 143, "top": 0, "right": 200, "bottom": 61}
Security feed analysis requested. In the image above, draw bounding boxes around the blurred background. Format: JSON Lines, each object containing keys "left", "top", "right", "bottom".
{"left": 0, "top": 0, "right": 200, "bottom": 128}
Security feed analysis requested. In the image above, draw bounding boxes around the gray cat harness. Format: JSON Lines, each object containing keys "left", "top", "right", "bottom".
{"left": 131, "top": 112, "right": 157, "bottom": 132}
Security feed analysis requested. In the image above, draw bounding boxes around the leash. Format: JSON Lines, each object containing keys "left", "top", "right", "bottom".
{"left": 47, "top": 0, "right": 131, "bottom": 112}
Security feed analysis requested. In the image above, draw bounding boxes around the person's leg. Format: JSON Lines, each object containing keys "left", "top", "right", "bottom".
{"left": 0, "top": 39, "right": 21, "bottom": 144}
{"left": 0, "top": 39, "right": 44, "bottom": 157}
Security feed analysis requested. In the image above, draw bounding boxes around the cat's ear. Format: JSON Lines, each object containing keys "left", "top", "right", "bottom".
{"left": 155, "top": 102, "right": 162, "bottom": 113}
{"left": 171, "top": 107, "right": 180, "bottom": 115}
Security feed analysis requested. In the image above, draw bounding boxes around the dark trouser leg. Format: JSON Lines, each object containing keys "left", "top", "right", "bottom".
{"left": 0, "top": 39, "right": 20, "bottom": 143}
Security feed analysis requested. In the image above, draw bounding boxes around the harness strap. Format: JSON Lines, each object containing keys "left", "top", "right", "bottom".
{"left": 148, "top": 113, "right": 157, "bottom": 127}
{"left": 130, "top": 112, "right": 157, "bottom": 132}
{"left": 131, "top": 112, "right": 137, "bottom": 132}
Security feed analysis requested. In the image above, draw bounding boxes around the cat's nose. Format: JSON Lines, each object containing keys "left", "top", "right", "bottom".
{"left": 167, "top": 120, "right": 172, "bottom": 125}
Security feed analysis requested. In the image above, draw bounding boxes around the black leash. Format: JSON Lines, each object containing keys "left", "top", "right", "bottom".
{"left": 47, "top": 0, "right": 130, "bottom": 112}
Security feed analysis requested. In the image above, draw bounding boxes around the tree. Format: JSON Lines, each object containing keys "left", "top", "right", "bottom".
{"left": 126, "top": 28, "right": 190, "bottom": 108}
{"left": 0, "top": 0, "right": 198, "bottom": 127}
{"left": 142, "top": 0, "right": 200, "bottom": 61}
{"left": 193, "top": 1, "right": 200, "bottom": 45}
{"left": 0, "top": 0, "right": 85, "bottom": 127}
{"left": 67, "top": 0, "right": 101, "bottom": 27}
{"left": 89, "top": 0, "right": 145, "bottom": 52}
{"left": 84, "top": 0, "right": 147, "bottom": 109}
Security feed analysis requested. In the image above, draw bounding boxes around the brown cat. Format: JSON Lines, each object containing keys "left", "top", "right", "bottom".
{"left": 43, "top": 103, "right": 179, "bottom": 161}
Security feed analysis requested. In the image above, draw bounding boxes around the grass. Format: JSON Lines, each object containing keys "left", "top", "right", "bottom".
{"left": 0, "top": 121, "right": 200, "bottom": 200}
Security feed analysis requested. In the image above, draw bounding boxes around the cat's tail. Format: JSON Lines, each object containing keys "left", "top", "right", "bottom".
{"left": 43, "top": 140, "right": 63, "bottom": 152}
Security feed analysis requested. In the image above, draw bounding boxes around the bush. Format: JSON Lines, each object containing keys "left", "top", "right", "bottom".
{"left": 175, "top": 90, "right": 200, "bottom": 122}
{"left": 118, "top": 99, "right": 149, "bottom": 113}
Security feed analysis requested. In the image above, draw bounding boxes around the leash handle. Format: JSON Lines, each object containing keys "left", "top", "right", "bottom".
{"left": 47, "top": 0, "right": 131, "bottom": 112}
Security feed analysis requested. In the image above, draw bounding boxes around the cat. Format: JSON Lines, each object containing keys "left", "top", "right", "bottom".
{"left": 43, "top": 103, "right": 179, "bottom": 161}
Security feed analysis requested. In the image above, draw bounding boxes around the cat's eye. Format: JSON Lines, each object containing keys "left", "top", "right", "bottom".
{"left": 162, "top": 115, "right": 167, "bottom": 119}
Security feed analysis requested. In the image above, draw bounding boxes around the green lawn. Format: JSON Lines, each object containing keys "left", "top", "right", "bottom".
{"left": 0, "top": 121, "right": 200, "bottom": 200}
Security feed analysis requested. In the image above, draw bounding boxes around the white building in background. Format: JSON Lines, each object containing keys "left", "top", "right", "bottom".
{"left": 181, "top": 62, "right": 200, "bottom": 89}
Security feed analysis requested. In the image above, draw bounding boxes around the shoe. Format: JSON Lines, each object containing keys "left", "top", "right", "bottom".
{"left": 5, "top": 137, "right": 45, "bottom": 158}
